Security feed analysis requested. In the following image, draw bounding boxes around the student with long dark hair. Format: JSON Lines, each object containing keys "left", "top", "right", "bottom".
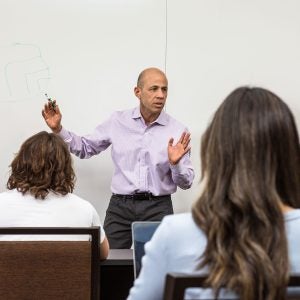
{"left": 127, "top": 87, "right": 300, "bottom": 300}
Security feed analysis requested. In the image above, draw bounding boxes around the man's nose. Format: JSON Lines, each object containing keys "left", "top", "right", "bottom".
{"left": 157, "top": 88, "right": 165, "bottom": 98}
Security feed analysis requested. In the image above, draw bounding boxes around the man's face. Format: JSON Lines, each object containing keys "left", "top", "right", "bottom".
{"left": 134, "top": 70, "right": 168, "bottom": 118}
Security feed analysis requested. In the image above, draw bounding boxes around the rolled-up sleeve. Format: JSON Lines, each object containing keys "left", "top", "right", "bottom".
{"left": 58, "top": 117, "right": 113, "bottom": 159}
{"left": 169, "top": 151, "right": 194, "bottom": 189}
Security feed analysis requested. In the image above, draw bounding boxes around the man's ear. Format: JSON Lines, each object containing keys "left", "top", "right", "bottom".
{"left": 134, "top": 87, "right": 141, "bottom": 99}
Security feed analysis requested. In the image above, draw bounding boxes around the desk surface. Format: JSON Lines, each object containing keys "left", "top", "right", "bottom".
{"left": 101, "top": 249, "right": 133, "bottom": 266}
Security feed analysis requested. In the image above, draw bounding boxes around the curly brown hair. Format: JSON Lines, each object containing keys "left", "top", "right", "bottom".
{"left": 7, "top": 131, "right": 75, "bottom": 199}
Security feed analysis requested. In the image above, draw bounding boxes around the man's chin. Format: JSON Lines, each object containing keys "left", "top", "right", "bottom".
{"left": 153, "top": 105, "right": 165, "bottom": 112}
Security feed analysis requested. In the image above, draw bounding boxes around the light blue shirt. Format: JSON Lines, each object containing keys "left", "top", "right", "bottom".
{"left": 59, "top": 107, "right": 194, "bottom": 195}
{"left": 127, "top": 210, "right": 300, "bottom": 300}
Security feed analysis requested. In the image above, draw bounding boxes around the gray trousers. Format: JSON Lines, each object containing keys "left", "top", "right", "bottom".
{"left": 103, "top": 194, "right": 173, "bottom": 249}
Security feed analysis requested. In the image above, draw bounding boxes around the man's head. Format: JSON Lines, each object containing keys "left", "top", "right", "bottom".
{"left": 134, "top": 67, "right": 168, "bottom": 124}
{"left": 7, "top": 131, "right": 75, "bottom": 199}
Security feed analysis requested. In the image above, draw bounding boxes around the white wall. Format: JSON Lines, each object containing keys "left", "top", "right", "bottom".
{"left": 1, "top": 0, "right": 300, "bottom": 223}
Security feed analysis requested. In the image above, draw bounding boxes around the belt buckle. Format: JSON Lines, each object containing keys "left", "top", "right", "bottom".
{"left": 134, "top": 192, "right": 151, "bottom": 200}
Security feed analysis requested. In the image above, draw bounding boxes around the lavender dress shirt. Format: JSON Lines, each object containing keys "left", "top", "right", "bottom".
{"left": 59, "top": 107, "right": 194, "bottom": 195}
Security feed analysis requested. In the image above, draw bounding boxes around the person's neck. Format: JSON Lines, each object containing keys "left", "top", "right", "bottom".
{"left": 140, "top": 110, "right": 160, "bottom": 126}
{"left": 279, "top": 202, "right": 295, "bottom": 213}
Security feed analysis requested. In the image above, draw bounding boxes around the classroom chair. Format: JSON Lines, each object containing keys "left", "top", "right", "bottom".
{"left": 131, "top": 221, "right": 160, "bottom": 278}
{"left": 0, "top": 227, "right": 101, "bottom": 300}
{"left": 163, "top": 272, "right": 300, "bottom": 300}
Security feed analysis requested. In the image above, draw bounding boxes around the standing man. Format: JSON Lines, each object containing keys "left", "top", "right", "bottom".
{"left": 42, "top": 67, "right": 194, "bottom": 248}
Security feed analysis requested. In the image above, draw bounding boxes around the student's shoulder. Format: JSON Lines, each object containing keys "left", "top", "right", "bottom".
{"left": 161, "top": 213, "right": 198, "bottom": 231}
{"left": 158, "top": 213, "right": 206, "bottom": 246}
{"left": 0, "top": 190, "right": 21, "bottom": 201}
{"left": 284, "top": 209, "right": 300, "bottom": 243}
{"left": 285, "top": 209, "right": 300, "bottom": 223}
{"left": 64, "top": 193, "right": 97, "bottom": 211}
{"left": 0, "top": 190, "right": 10, "bottom": 198}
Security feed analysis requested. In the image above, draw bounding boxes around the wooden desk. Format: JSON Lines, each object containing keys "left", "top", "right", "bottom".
{"left": 100, "top": 249, "right": 134, "bottom": 300}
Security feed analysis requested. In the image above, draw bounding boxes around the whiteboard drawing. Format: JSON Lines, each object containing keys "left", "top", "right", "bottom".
{"left": 0, "top": 43, "right": 50, "bottom": 102}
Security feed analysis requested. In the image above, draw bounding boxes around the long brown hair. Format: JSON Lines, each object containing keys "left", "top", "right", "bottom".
{"left": 192, "top": 87, "right": 300, "bottom": 299}
{"left": 7, "top": 131, "right": 75, "bottom": 199}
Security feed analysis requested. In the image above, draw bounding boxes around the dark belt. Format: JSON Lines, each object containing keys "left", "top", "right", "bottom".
{"left": 113, "top": 193, "right": 171, "bottom": 201}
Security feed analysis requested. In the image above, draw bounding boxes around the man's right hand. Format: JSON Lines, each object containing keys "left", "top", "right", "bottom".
{"left": 42, "top": 101, "right": 62, "bottom": 134}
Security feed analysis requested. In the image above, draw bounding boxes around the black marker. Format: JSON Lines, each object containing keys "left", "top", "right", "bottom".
{"left": 45, "top": 93, "right": 56, "bottom": 111}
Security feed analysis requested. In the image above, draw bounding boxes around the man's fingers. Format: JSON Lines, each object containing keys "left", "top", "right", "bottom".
{"left": 43, "top": 103, "right": 49, "bottom": 113}
{"left": 42, "top": 110, "right": 46, "bottom": 119}
{"left": 184, "top": 146, "right": 191, "bottom": 154}
{"left": 178, "top": 132, "right": 190, "bottom": 144}
{"left": 178, "top": 132, "right": 185, "bottom": 143}
{"left": 55, "top": 105, "right": 61, "bottom": 114}
{"left": 43, "top": 102, "right": 61, "bottom": 116}
{"left": 184, "top": 136, "right": 191, "bottom": 146}
{"left": 177, "top": 132, "right": 191, "bottom": 147}
{"left": 182, "top": 133, "right": 191, "bottom": 144}
{"left": 168, "top": 137, "right": 174, "bottom": 146}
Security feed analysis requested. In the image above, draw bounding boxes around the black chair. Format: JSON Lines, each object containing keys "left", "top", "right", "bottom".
{"left": 0, "top": 227, "right": 100, "bottom": 300}
{"left": 163, "top": 272, "right": 300, "bottom": 300}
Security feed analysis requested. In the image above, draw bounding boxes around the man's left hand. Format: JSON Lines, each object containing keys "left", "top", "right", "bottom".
{"left": 168, "top": 132, "right": 191, "bottom": 165}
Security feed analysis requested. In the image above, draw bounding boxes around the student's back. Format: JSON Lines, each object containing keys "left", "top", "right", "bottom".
{"left": 0, "top": 131, "right": 109, "bottom": 258}
{"left": 0, "top": 189, "right": 104, "bottom": 241}
{"left": 128, "top": 211, "right": 300, "bottom": 299}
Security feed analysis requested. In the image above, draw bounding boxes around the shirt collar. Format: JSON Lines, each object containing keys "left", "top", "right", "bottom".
{"left": 132, "top": 107, "right": 168, "bottom": 126}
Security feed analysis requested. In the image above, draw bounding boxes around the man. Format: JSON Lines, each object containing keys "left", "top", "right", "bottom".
{"left": 42, "top": 67, "right": 194, "bottom": 248}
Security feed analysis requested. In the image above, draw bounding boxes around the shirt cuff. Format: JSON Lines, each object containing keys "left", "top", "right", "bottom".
{"left": 169, "top": 160, "right": 185, "bottom": 175}
{"left": 58, "top": 127, "right": 72, "bottom": 142}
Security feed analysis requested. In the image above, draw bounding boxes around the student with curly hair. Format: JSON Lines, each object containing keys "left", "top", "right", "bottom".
{"left": 0, "top": 131, "right": 109, "bottom": 259}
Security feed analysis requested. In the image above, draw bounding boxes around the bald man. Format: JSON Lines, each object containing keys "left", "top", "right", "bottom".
{"left": 42, "top": 67, "right": 194, "bottom": 249}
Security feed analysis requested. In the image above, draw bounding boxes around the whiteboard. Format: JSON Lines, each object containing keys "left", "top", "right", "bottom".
{"left": 1, "top": 0, "right": 300, "bottom": 224}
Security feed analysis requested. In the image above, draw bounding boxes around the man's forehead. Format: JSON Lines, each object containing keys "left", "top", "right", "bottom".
{"left": 143, "top": 72, "right": 168, "bottom": 86}
{"left": 148, "top": 83, "right": 168, "bottom": 89}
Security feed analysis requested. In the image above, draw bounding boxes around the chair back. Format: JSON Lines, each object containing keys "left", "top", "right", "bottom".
{"left": 0, "top": 227, "right": 100, "bottom": 300}
{"left": 163, "top": 272, "right": 300, "bottom": 300}
{"left": 131, "top": 221, "right": 160, "bottom": 278}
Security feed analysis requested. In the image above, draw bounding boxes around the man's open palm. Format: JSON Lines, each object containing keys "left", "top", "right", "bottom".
{"left": 168, "top": 132, "right": 191, "bottom": 165}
